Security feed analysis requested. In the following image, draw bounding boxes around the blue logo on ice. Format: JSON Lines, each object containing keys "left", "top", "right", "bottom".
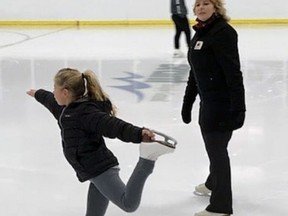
{"left": 111, "top": 72, "right": 150, "bottom": 102}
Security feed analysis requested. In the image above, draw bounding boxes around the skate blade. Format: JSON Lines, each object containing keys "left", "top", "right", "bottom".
{"left": 151, "top": 129, "right": 177, "bottom": 149}
{"left": 193, "top": 191, "right": 211, "bottom": 197}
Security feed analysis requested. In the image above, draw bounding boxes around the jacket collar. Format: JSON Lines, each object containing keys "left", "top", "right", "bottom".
{"left": 194, "top": 13, "right": 217, "bottom": 29}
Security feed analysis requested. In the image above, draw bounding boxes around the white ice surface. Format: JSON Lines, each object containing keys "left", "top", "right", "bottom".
{"left": 0, "top": 24, "right": 288, "bottom": 215}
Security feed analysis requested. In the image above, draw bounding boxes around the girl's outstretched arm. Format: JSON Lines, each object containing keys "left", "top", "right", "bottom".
{"left": 26, "top": 89, "right": 63, "bottom": 120}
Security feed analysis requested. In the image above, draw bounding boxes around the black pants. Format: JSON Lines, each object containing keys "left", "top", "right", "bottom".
{"left": 171, "top": 14, "right": 191, "bottom": 49}
{"left": 200, "top": 129, "right": 233, "bottom": 214}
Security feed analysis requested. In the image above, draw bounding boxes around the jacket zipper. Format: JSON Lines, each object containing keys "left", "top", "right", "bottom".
{"left": 59, "top": 107, "right": 66, "bottom": 144}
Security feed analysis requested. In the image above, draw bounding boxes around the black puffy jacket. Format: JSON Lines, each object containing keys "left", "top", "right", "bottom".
{"left": 183, "top": 17, "right": 246, "bottom": 132}
{"left": 35, "top": 89, "right": 143, "bottom": 182}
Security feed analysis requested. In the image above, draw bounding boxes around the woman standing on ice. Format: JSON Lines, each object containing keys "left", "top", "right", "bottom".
{"left": 181, "top": 0, "right": 246, "bottom": 215}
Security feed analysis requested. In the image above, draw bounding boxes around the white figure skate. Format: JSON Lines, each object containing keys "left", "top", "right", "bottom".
{"left": 194, "top": 183, "right": 212, "bottom": 196}
{"left": 140, "top": 130, "right": 177, "bottom": 161}
{"left": 195, "top": 210, "right": 230, "bottom": 216}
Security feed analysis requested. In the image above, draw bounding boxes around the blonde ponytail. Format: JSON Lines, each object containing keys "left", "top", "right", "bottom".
{"left": 82, "top": 70, "right": 117, "bottom": 116}
{"left": 54, "top": 68, "right": 117, "bottom": 116}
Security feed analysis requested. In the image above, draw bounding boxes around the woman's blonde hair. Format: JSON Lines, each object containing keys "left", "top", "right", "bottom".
{"left": 193, "top": 0, "right": 230, "bottom": 21}
{"left": 54, "top": 68, "right": 117, "bottom": 116}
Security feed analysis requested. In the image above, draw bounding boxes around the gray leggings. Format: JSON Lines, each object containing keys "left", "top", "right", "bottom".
{"left": 86, "top": 158, "right": 155, "bottom": 216}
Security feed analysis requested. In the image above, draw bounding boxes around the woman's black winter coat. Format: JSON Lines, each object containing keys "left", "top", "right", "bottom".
{"left": 182, "top": 17, "right": 246, "bottom": 132}
{"left": 35, "top": 89, "right": 143, "bottom": 182}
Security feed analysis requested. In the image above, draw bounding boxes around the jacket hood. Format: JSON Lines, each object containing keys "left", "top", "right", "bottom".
{"left": 93, "top": 100, "right": 113, "bottom": 114}
{"left": 72, "top": 97, "right": 113, "bottom": 114}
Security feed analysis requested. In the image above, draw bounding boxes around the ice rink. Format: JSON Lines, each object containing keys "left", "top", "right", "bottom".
{"left": 0, "top": 24, "right": 288, "bottom": 215}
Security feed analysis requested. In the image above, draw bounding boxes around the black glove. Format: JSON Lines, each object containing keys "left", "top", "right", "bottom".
{"left": 181, "top": 102, "right": 193, "bottom": 124}
{"left": 229, "top": 111, "right": 245, "bottom": 130}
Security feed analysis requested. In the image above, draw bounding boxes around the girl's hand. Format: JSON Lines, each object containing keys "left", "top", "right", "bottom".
{"left": 141, "top": 128, "right": 155, "bottom": 142}
{"left": 26, "top": 89, "right": 37, "bottom": 97}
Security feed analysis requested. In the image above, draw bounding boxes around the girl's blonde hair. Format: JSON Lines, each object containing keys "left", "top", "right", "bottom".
{"left": 54, "top": 68, "right": 117, "bottom": 116}
{"left": 193, "top": 0, "right": 230, "bottom": 21}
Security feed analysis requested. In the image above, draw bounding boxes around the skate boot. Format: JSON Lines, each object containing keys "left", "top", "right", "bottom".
{"left": 140, "top": 130, "right": 177, "bottom": 161}
{"left": 173, "top": 49, "right": 184, "bottom": 58}
{"left": 195, "top": 210, "right": 230, "bottom": 216}
{"left": 194, "top": 183, "right": 211, "bottom": 196}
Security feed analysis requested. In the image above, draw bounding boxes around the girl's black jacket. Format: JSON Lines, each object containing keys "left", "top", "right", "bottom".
{"left": 182, "top": 16, "right": 246, "bottom": 132}
{"left": 35, "top": 89, "right": 143, "bottom": 182}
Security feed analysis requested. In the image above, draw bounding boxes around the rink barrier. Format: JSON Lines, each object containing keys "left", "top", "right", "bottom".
{"left": 0, "top": 19, "right": 288, "bottom": 26}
